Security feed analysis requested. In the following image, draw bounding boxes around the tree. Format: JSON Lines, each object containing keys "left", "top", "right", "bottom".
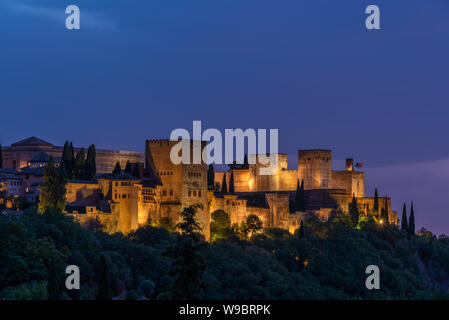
{"left": 60, "top": 141, "right": 75, "bottom": 180}
{"left": 221, "top": 173, "right": 227, "bottom": 193}
{"left": 298, "top": 220, "right": 305, "bottom": 239}
{"left": 124, "top": 161, "right": 132, "bottom": 175}
{"left": 163, "top": 236, "right": 205, "bottom": 299}
{"left": 229, "top": 171, "right": 235, "bottom": 193}
{"left": 409, "top": 202, "right": 415, "bottom": 238}
{"left": 401, "top": 203, "right": 408, "bottom": 233}
{"left": 176, "top": 204, "right": 203, "bottom": 239}
{"left": 73, "top": 148, "right": 86, "bottom": 180}
{"left": 207, "top": 164, "right": 215, "bottom": 189}
{"left": 295, "top": 179, "right": 305, "bottom": 211}
{"left": 155, "top": 217, "right": 176, "bottom": 233}
{"left": 210, "top": 210, "right": 231, "bottom": 242}
{"left": 85, "top": 144, "right": 96, "bottom": 180}
{"left": 240, "top": 214, "right": 263, "bottom": 240}
{"left": 97, "top": 254, "right": 111, "bottom": 300}
{"left": 349, "top": 194, "right": 359, "bottom": 228}
{"left": 373, "top": 188, "right": 379, "bottom": 214}
{"left": 0, "top": 144, "right": 3, "bottom": 169}
{"left": 68, "top": 142, "right": 75, "bottom": 179}
{"left": 47, "top": 253, "right": 60, "bottom": 300}
{"left": 243, "top": 154, "right": 249, "bottom": 169}
{"left": 132, "top": 164, "right": 141, "bottom": 179}
{"left": 382, "top": 196, "right": 389, "bottom": 224}
{"left": 112, "top": 161, "right": 121, "bottom": 175}
{"left": 163, "top": 204, "right": 206, "bottom": 299}
{"left": 38, "top": 156, "right": 67, "bottom": 213}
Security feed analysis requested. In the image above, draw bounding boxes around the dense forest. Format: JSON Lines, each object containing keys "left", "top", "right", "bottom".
{"left": 1, "top": 206, "right": 449, "bottom": 300}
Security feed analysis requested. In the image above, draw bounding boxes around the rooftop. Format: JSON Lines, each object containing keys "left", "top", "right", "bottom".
{"left": 11, "top": 136, "right": 53, "bottom": 147}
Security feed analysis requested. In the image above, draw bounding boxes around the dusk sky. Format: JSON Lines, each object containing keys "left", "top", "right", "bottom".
{"left": 1, "top": 0, "right": 448, "bottom": 234}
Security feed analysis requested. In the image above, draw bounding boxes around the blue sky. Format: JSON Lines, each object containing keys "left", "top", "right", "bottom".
{"left": 1, "top": 0, "right": 449, "bottom": 234}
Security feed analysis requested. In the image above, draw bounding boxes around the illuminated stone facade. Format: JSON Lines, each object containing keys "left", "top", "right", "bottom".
{"left": 1, "top": 136, "right": 143, "bottom": 174}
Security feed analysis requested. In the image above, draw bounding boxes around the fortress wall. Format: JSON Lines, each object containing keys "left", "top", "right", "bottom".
{"left": 298, "top": 150, "right": 332, "bottom": 190}
{"left": 265, "top": 192, "right": 290, "bottom": 229}
{"left": 209, "top": 195, "right": 248, "bottom": 225}
{"left": 246, "top": 207, "right": 271, "bottom": 228}
{"left": 357, "top": 197, "right": 397, "bottom": 224}
{"left": 66, "top": 182, "right": 99, "bottom": 204}
{"left": 214, "top": 171, "right": 226, "bottom": 189}
{"left": 351, "top": 172, "right": 365, "bottom": 197}
{"left": 137, "top": 201, "right": 158, "bottom": 225}
{"left": 1, "top": 145, "right": 143, "bottom": 173}
{"left": 232, "top": 170, "right": 250, "bottom": 192}
{"left": 330, "top": 171, "right": 365, "bottom": 197}
{"left": 93, "top": 149, "right": 143, "bottom": 174}
{"left": 278, "top": 170, "right": 298, "bottom": 191}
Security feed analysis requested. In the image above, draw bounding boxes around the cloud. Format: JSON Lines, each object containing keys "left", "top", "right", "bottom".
{"left": 7, "top": 1, "right": 117, "bottom": 31}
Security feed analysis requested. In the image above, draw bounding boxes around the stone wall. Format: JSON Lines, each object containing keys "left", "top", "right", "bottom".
{"left": 330, "top": 171, "right": 365, "bottom": 197}
{"left": 298, "top": 150, "right": 332, "bottom": 190}
{"left": 146, "top": 139, "right": 210, "bottom": 240}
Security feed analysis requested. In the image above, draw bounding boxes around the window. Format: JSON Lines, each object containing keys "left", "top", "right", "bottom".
{"left": 115, "top": 193, "right": 117, "bottom": 199}
{"left": 188, "top": 190, "right": 191, "bottom": 197}
{"left": 115, "top": 182, "right": 118, "bottom": 186}
{"left": 198, "top": 191, "right": 201, "bottom": 197}
{"left": 170, "top": 190, "right": 173, "bottom": 196}
{"left": 193, "top": 191, "right": 196, "bottom": 196}
{"left": 122, "top": 194, "right": 126, "bottom": 198}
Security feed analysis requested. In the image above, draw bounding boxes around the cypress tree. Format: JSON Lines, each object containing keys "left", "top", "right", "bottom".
{"left": 61, "top": 141, "right": 75, "bottom": 180}
{"left": 68, "top": 142, "right": 75, "bottom": 179}
{"left": 401, "top": 203, "right": 408, "bottom": 233}
{"left": 243, "top": 154, "right": 249, "bottom": 169}
{"left": 97, "top": 255, "right": 111, "bottom": 300}
{"left": 298, "top": 220, "right": 305, "bottom": 239}
{"left": 74, "top": 148, "right": 86, "bottom": 180}
{"left": 221, "top": 173, "right": 227, "bottom": 193}
{"left": 373, "top": 188, "right": 379, "bottom": 213}
{"left": 294, "top": 179, "right": 305, "bottom": 211}
{"left": 60, "top": 141, "right": 69, "bottom": 178}
{"left": 207, "top": 164, "right": 215, "bottom": 188}
{"left": 85, "top": 144, "right": 96, "bottom": 180}
{"left": 382, "top": 195, "right": 389, "bottom": 224}
{"left": 132, "top": 163, "right": 141, "bottom": 179}
{"left": 408, "top": 202, "right": 415, "bottom": 238}
{"left": 229, "top": 171, "right": 235, "bottom": 193}
{"left": 300, "top": 179, "right": 305, "bottom": 206}
{"left": 124, "top": 160, "right": 132, "bottom": 175}
{"left": 112, "top": 161, "right": 121, "bottom": 175}
{"left": 38, "top": 156, "right": 67, "bottom": 213}
{"left": 349, "top": 194, "right": 359, "bottom": 228}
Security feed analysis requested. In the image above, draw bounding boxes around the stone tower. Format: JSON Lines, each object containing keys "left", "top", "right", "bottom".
{"left": 297, "top": 150, "right": 332, "bottom": 190}
{"left": 145, "top": 139, "right": 210, "bottom": 240}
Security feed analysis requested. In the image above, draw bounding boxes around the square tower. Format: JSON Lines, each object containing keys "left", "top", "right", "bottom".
{"left": 145, "top": 139, "right": 210, "bottom": 239}
{"left": 298, "top": 150, "right": 332, "bottom": 190}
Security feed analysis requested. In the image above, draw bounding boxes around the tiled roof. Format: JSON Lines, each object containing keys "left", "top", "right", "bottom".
{"left": 19, "top": 166, "right": 45, "bottom": 176}
{"left": 11, "top": 136, "right": 53, "bottom": 147}
{"left": 96, "top": 173, "right": 140, "bottom": 181}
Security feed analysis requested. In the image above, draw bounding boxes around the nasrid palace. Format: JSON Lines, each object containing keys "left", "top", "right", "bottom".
{"left": 0, "top": 137, "right": 397, "bottom": 240}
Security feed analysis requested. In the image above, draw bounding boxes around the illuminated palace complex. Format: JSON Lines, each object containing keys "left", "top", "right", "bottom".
{"left": 1, "top": 137, "right": 396, "bottom": 239}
